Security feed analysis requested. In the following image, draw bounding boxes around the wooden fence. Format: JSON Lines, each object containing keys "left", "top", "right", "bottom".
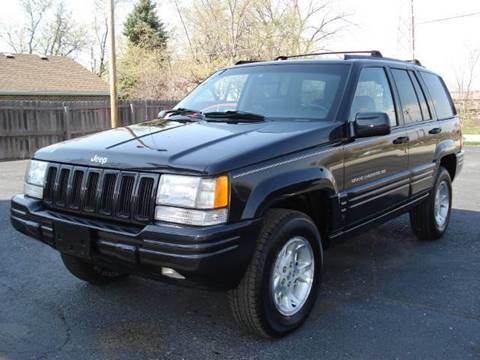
{"left": 0, "top": 99, "right": 177, "bottom": 161}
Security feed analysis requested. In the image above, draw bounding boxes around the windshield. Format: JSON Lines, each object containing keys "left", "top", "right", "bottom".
{"left": 175, "top": 64, "right": 349, "bottom": 121}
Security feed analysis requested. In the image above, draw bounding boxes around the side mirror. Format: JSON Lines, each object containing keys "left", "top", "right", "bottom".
{"left": 354, "top": 112, "right": 391, "bottom": 138}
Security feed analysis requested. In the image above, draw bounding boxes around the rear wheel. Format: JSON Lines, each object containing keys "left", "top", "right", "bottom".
{"left": 61, "top": 254, "right": 129, "bottom": 285}
{"left": 229, "top": 209, "right": 323, "bottom": 338}
{"left": 410, "top": 166, "right": 452, "bottom": 241}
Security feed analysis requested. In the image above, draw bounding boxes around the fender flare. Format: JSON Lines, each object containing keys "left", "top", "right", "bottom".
{"left": 241, "top": 167, "right": 339, "bottom": 219}
{"left": 433, "top": 139, "right": 457, "bottom": 163}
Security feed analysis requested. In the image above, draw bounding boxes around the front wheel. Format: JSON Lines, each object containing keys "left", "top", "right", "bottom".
{"left": 229, "top": 209, "right": 323, "bottom": 338}
{"left": 410, "top": 166, "right": 452, "bottom": 241}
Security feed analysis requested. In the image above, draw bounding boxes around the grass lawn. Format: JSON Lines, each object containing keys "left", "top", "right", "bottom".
{"left": 464, "top": 127, "right": 480, "bottom": 135}
{"left": 462, "top": 114, "right": 480, "bottom": 134}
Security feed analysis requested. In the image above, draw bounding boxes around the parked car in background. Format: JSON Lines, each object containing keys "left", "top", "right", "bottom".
{"left": 11, "top": 50, "right": 464, "bottom": 338}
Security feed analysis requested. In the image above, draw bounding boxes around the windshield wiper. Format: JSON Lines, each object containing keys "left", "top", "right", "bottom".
{"left": 159, "top": 108, "right": 203, "bottom": 121}
{"left": 203, "top": 110, "right": 265, "bottom": 122}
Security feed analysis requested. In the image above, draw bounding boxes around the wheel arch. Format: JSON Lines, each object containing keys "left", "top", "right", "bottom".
{"left": 434, "top": 139, "right": 458, "bottom": 180}
{"left": 241, "top": 167, "right": 341, "bottom": 245}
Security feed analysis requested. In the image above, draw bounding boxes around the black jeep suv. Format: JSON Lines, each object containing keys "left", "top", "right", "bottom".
{"left": 11, "top": 51, "right": 464, "bottom": 338}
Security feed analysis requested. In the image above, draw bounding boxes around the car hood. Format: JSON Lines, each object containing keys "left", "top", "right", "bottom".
{"left": 35, "top": 119, "right": 342, "bottom": 174}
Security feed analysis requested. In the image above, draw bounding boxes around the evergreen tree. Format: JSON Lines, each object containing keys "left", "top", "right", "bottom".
{"left": 123, "top": 0, "right": 168, "bottom": 50}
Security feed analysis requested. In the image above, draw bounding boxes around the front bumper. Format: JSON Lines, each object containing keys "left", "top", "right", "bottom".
{"left": 10, "top": 195, "right": 262, "bottom": 290}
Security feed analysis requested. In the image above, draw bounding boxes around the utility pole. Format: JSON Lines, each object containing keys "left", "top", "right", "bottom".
{"left": 108, "top": 0, "right": 119, "bottom": 128}
{"left": 410, "top": 0, "right": 416, "bottom": 59}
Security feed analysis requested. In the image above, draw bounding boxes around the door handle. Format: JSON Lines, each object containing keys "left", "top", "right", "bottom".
{"left": 429, "top": 127, "right": 442, "bottom": 135}
{"left": 393, "top": 136, "right": 409, "bottom": 145}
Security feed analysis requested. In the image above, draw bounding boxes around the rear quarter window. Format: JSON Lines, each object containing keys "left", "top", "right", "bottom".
{"left": 420, "top": 72, "right": 455, "bottom": 119}
{"left": 391, "top": 69, "right": 423, "bottom": 123}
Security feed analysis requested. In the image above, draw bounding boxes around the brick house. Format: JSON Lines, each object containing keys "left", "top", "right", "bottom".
{"left": 0, "top": 53, "right": 109, "bottom": 101}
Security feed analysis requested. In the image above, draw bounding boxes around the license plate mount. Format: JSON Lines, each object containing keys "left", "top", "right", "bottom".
{"left": 55, "top": 223, "right": 92, "bottom": 258}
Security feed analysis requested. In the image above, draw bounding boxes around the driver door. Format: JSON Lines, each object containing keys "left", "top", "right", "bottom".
{"left": 343, "top": 66, "right": 409, "bottom": 226}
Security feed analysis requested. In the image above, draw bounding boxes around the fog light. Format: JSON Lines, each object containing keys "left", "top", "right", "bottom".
{"left": 155, "top": 206, "right": 227, "bottom": 226}
{"left": 161, "top": 267, "right": 185, "bottom": 280}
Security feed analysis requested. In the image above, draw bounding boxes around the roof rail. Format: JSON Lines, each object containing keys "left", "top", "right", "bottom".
{"left": 235, "top": 60, "right": 262, "bottom": 65}
{"left": 345, "top": 54, "right": 424, "bottom": 67}
{"left": 405, "top": 59, "right": 423, "bottom": 66}
{"left": 275, "top": 50, "right": 383, "bottom": 61}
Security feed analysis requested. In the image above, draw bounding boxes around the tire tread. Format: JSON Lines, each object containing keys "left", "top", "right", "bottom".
{"left": 410, "top": 166, "right": 451, "bottom": 241}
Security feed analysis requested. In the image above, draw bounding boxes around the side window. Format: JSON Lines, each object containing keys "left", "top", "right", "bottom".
{"left": 409, "top": 71, "right": 432, "bottom": 120}
{"left": 349, "top": 67, "right": 397, "bottom": 126}
{"left": 391, "top": 69, "right": 423, "bottom": 123}
{"left": 420, "top": 72, "right": 455, "bottom": 119}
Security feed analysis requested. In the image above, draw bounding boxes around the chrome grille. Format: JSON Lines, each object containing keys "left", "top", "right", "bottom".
{"left": 43, "top": 164, "right": 159, "bottom": 224}
{"left": 69, "top": 169, "right": 84, "bottom": 209}
{"left": 135, "top": 177, "right": 155, "bottom": 221}
{"left": 117, "top": 174, "right": 136, "bottom": 218}
{"left": 99, "top": 173, "right": 117, "bottom": 215}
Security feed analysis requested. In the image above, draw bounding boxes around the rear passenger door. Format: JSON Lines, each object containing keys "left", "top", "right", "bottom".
{"left": 343, "top": 66, "right": 409, "bottom": 226}
{"left": 390, "top": 68, "right": 442, "bottom": 195}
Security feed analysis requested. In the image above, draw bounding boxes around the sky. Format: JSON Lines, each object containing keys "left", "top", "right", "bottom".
{"left": 0, "top": 0, "right": 479, "bottom": 91}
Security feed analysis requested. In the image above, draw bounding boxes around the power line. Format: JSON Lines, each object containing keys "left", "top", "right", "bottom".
{"left": 418, "top": 11, "right": 480, "bottom": 25}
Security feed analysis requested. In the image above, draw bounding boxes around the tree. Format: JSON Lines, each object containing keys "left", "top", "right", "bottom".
{"left": 40, "top": 1, "right": 87, "bottom": 56}
{"left": 90, "top": 0, "right": 110, "bottom": 76}
{"left": 178, "top": 0, "right": 348, "bottom": 63}
{"left": 1, "top": 0, "right": 86, "bottom": 58}
{"left": 118, "top": 45, "right": 181, "bottom": 99}
{"left": 2, "top": 0, "right": 52, "bottom": 54}
{"left": 123, "top": 0, "right": 168, "bottom": 49}
{"left": 455, "top": 48, "right": 480, "bottom": 100}
{"left": 454, "top": 48, "right": 480, "bottom": 129}
{"left": 118, "top": 0, "right": 350, "bottom": 100}
{"left": 253, "top": 0, "right": 349, "bottom": 57}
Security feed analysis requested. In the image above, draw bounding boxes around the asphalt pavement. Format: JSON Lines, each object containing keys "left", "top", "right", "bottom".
{"left": 1, "top": 148, "right": 479, "bottom": 360}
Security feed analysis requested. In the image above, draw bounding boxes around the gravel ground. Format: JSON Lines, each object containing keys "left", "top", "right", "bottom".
{"left": 0, "top": 149, "right": 479, "bottom": 360}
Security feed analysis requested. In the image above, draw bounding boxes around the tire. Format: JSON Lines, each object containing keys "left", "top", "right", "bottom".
{"left": 229, "top": 209, "right": 323, "bottom": 338}
{"left": 410, "top": 166, "right": 452, "bottom": 241}
{"left": 61, "top": 254, "right": 129, "bottom": 285}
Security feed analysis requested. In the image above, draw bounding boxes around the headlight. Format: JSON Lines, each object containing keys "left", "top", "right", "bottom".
{"left": 155, "top": 174, "right": 229, "bottom": 226}
{"left": 24, "top": 160, "right": 48, "bottom": 199}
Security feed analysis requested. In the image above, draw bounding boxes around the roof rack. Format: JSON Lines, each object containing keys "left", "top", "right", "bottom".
{"left": 345, "top": 55, "right": 424, "bottom": 67}
{"left": 405, "top": 59, "right": 423, "bottom": 66}
{"left": 275, "top": 50, "right": 383, "bottom": 61}
{"left": 235, "top": 60, "right": 262, "bottom": 65}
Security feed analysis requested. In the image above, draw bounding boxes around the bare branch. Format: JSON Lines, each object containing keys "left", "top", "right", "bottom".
{"left": 21, "top": 0, "right": 52, "bottom": 53}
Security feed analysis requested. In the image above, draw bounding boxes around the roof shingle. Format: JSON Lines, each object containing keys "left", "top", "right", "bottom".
{"left": 0, "top": 53, "right": 109, "bottom": 96}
